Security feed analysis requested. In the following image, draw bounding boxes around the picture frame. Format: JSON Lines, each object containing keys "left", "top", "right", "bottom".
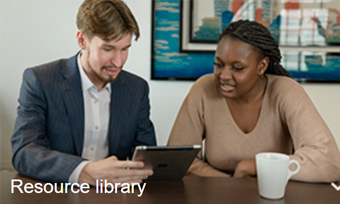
{"left": 179, "top": 0, "right": 217, "bottom": 52}
{"left": 151, "top": 0, "right": 215, "bottom": 80}
{"left": 152, "top": 0, "right": 340, "bottom": 82}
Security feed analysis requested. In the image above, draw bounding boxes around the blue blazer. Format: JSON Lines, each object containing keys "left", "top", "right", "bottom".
{"left": 11, "top": 54, "right": 156, "bottom": 183}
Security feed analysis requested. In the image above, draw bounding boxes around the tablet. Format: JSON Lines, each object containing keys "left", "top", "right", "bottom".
{"left": 132, "top": 145, "right": 201, "bottom": 180}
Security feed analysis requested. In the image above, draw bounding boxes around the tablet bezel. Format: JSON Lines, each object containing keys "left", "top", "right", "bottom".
{"left": 132, "top": 145, "right": 201, "bottom": 180}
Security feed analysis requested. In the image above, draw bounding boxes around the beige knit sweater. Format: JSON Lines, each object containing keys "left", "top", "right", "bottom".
{"left": 168, "top": 74, "right": 340, "bottom": 182}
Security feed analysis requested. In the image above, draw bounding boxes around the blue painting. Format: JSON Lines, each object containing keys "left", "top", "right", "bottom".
{"left": 282, "top": 52, "right": 340, "bottom": 81}
{"left": 152, "top": 0, "right": 215, "bottom": 79}
{"left": 152, "top": 0, "right": 340, "bottom": 82}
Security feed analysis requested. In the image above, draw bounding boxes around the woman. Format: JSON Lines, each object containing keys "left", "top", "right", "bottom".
{"left": 168, "top": 20, "right": 340, "bottom": 182}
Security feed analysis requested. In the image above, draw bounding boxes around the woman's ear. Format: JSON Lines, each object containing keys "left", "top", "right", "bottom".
{"left": 257, "top": 56, "right": 269, "bottom": 76}
{"left": 76, "top": 30, "right": 87, "bottom": 50}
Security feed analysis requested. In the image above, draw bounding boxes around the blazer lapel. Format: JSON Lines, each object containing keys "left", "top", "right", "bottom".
{"left": 108, "top": 74, "right": 129, "bottom": 156}
{"left": 58, "top": 54, "right": 84, "bottom": 156}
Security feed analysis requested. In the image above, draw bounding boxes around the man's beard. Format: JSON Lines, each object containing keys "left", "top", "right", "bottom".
{"left": 87, "top": 50, "right": 120, "bottom": 84}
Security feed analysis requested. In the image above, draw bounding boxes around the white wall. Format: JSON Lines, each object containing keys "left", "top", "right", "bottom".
{"left": 1, "top": 0, "right": 340, "bottom": 171}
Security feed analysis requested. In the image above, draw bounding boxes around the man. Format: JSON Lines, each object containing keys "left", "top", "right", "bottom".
{"left": 11, "top": 0, "right": 156, "bottom": 185}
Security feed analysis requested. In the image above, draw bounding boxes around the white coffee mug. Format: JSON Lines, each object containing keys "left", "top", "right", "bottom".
{"left": 256, "top": 152, "right": 300, "bottom": 200}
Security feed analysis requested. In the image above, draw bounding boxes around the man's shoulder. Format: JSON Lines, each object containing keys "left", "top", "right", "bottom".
{"left": 119, "top": 70, "right": 148, "bottom": 86}
{"left": 114, "top": 71, "right": 150, "bottom": 100}
{"left": 28, "top": 58, "right": 68, "bottom": 72}
{"left": 25, "top": 55, "right": 77, "bottom": 77}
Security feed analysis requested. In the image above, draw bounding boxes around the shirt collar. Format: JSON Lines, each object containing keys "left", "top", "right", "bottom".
{"left": 77, "top": 52, "right": 111, "bottom": 93}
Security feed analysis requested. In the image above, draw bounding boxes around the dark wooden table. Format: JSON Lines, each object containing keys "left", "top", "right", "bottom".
{"left": 1, "top": 172, "right": 339, "bottom": 204}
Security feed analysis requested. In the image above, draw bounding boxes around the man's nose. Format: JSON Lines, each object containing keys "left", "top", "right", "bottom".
{"left": 110, "top": 51, "right": 123, "bottom": 68}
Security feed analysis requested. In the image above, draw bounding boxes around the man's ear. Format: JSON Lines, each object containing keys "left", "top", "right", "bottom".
{"left": 257, "top": 56, "right": 269, "bottom": 76}
{"left": 76, "top": 30, "right": 87, "bottom": 50}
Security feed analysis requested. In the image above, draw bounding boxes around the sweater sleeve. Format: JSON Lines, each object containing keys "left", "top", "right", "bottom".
{"left": 280, "top": 79, "right": 340, "bottom": 182}
{"left": 167, "top": 78, "right": 230, "bottom": 177}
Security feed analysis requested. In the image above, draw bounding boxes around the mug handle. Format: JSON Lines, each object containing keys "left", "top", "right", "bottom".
{"left": 287, "top": 159, "right": 300, "bottom": 181}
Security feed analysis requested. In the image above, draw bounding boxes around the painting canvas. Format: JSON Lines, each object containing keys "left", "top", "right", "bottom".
{"left": 189, "top": 0, "right": 340, "bottom": 46}
{"left": 281, "top": 51, "right": 340, "bottom": 81}
{"left": 152, "top": 0, "right": 340, "bottom": 82}
{"left": 152, "top": 0, "right": 215, "bottom": 80}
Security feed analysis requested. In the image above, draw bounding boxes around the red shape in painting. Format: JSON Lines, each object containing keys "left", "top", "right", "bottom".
{"left": 285, "top": 1, "right": 300, "bottom": 10}
{"left": 232, "top": 0, "right": 244, "bottom": 13}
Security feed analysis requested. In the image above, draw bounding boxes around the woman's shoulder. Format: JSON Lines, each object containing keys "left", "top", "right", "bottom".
{"left": 195, "top": 74, "right": 215, "bottom": 85}
{"left": 188, "top": 73, "right": 220, "bottom": 99}
{"left": 267, "top": 74, "right": 304, "bottom": 94}
{"left": 191, "top": 74, "right": 216, "bottom": 91}
{"left": 266, "top": 74, "right": 311, "bottom": 109}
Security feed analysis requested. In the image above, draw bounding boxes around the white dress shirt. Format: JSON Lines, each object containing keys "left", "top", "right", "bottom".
{"left": 68, "top": 53, "right": 111, "bottom": 183}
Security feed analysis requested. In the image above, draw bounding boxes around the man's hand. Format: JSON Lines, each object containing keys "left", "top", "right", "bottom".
{"left": 233, "top": 159, "right": 256, "bottom": 178}
{"left": 79, "top": 156, "right": 153, "bottom": 185}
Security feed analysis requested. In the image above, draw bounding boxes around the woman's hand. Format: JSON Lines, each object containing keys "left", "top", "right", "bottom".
{"left": 233, "top": 159, "right": 257, "bottom": 178}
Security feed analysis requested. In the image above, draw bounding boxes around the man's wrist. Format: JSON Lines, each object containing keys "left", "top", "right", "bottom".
{"left": 79, "top": 163, "right": 95, "bottom": 185}
{"left": 69, "top": 161, "right": 90, "bottom": 183}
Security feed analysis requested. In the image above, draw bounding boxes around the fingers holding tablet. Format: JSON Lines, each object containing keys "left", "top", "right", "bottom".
{"left": 78, "top": 156, "right": 153, "bottom": 185}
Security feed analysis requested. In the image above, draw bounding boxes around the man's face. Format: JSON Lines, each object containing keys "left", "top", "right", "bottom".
{"left": 79, "top": 32, "right": 132, "bottom": 89}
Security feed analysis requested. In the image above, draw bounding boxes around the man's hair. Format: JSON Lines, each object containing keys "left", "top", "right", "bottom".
{"left": 76, "top": 0, "right": 140, "bottom": 41}
{"left": 218, "top": 20, "right": 292, "bottom": 78}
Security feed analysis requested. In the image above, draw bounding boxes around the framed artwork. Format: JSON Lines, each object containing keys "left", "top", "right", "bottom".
{"left": 152, "top": 0, "right": 340, "bottom": 82}
{"left": 152, "top": 0, "right": 215, "bottom": 80}
{"left": 185, "top": 0, "right": 340, "bottom": 47}
{"left": 281, "top": 51, "right": 340, "bottom": 82}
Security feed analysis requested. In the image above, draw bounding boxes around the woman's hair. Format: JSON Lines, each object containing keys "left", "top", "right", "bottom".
{"left": 76, "top": 0, "right": 140, "bottom": 42}
{"left": 218, "top": 20, "right": 292, "bottom": 78}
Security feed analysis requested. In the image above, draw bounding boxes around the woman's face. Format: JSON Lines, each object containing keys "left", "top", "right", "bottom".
{"left": 214, "top": 36, "right": 268, "bottom": 100}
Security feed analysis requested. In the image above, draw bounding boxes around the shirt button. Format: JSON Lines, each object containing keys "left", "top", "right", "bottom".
{"left": 94, "top": 126, "right": 99, "bottom": 130}
{"left": 90, "top": 147, "right": 94, "bottom": 151}
{"left": 94, "top": 100, "right": 98, "bottom": 104}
